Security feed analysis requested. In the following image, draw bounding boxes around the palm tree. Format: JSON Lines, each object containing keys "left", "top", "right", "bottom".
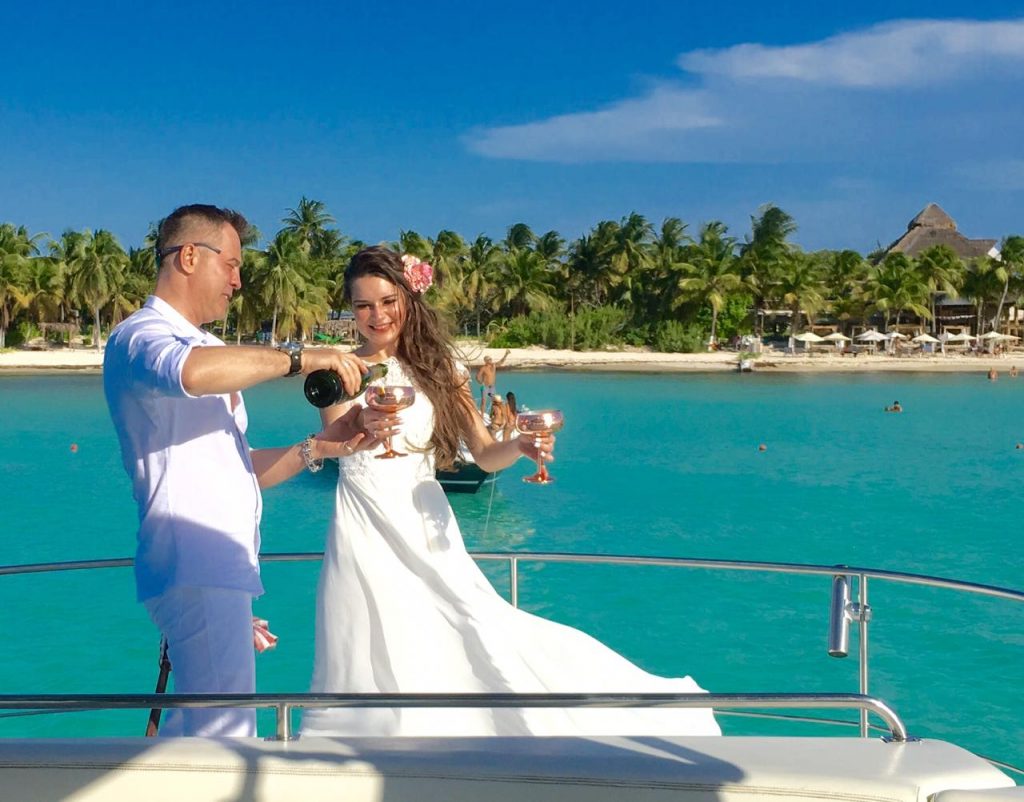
{"left": 961, "top": 258, "right": 1007, "bottom": 335}
{"left": 821, "top": 250, "right": 868, "bottom": 332}
{"left": 0, "top": 224, "right": 45, "bottom": 347}
{"left": 20, "top": 256, "right": 66, "bottom": 328}
{"left": 675, "top": 222, "right": 741, "bottom": 345}
{"left": 66, "top": 230, "right": 128, "bottom": 349}
{"left": 502, "top": 223, "right": 536, "bottom": 253}
{"left": 914, "top": 245, "right": 965, "bottom": 334}
{"left": 862, "top": 254, "right": 930, "bottom": 332}
{"left": 628, "top": 217, "right": 688, "bottom": 322}
{"left": 496, "top": 248, "right": 556, "bottom": 318}
{"left": 397, "top": 230, "right": 431, "bottom": 260}
{"left": 232, "top": 248, "right": 268, "bottom": 344}
{"left": 0, "top": 251, "right": 29, "bottom": 348}
{"left": 462, "top": 235, "right": 502, "bottom": 337}
{"left": 108, "top": 248, "right": 154, "bottom": 327}
{"left": 48, "top": 230, "right": 88, "bottom": 328}
{"left": 0, "top": 223, "right": 45, "bottom": 258}
{"left": 608, "top": 212, "right": 654, "bottom": 309}
{"left": 822, "top": 250, "right": 867, "bottom": 298}
{"left": 285, "top": 280, "right": 331, "bottom": 343}
{"left": 566, "top": 223, "right": 616, "bottom": 307}
{"left": 282, "top": 197, "right": 336, "bottom": 256}
{"left": 429, "top": 229, "right": 468, "bottom": 287}
{"left": 991, "top": 236, "right": 1024, "bottom": 332}
{"left": 776, "top": 250, "right": 826, "bottom": 336}
{"left": 253, "top": 230, "right": 311, "bottom": 344}
{"left": 534, "top": 231, "right": 565, "bottom": 267}
{"left": 815, "top": 247, "right": 864, "bottom": 329}
{"left": 740, "top": 205, "right": 797, "bottom": 336}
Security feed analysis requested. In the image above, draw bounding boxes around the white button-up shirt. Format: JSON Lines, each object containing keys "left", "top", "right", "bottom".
{"left": 104, "top": 296, "right": 264, "bottom": 601}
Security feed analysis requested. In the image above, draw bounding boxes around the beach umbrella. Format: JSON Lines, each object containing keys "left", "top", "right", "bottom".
{"left": 823, "top": 332, "right": 851, "bottom": 342}
{"left": 793, "top": 331, "right": 825, "bottom": 342}
{"left": 981, "top": 331, "right": 1004, "bottom": 340}
{"left": 856, "top": 330, "right": 886, "bottom": 342}
{"left": 912, "top": 333, "right": 940, "bottom": 343}
{"left": 885, "top": 331, "right": 908, "bottom": 339}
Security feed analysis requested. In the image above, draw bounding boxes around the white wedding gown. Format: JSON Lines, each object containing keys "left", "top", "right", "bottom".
{"left": 301, "top": 357, "right": 720, "bottom": 737}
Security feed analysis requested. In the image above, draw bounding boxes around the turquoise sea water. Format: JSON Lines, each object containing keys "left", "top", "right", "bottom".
{"left": 0, "top": 370, "right": 1021, "bottom": 766}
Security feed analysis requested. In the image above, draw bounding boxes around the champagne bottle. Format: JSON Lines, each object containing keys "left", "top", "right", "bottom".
{"left": 304, "top": 363, "right": 389, "bottom": 408}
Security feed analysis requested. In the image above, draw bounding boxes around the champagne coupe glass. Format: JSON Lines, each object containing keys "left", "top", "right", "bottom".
{"left": 364, "top": 385, "right": 416, "bottom": 459}
{"left": 515, "top": 409, "right": 564, "bottom": 484}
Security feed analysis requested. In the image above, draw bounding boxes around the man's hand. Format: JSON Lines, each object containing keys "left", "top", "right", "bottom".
{"left": 301, "top": 349, "right": 368, "bottom": 398}
{"left": 313, "top": 404, "right": 401, "bottom": 459}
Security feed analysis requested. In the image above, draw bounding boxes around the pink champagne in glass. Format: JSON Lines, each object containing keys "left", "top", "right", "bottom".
{"left": 515, "top": 409, "right": 564, "bottom": 484}
{"left": 364, "top": 385, "right": 416, "bottom": 459}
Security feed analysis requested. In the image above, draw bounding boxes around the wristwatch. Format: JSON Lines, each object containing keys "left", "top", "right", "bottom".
{"left": 277, "top": 342, "right": 303, "bottom": 377}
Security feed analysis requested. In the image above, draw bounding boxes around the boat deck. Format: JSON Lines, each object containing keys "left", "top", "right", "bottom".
{"left": 0, "top": 735, "right": 1016, "bottom": 802}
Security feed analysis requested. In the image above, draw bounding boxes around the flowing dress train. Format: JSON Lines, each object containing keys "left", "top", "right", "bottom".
{"left": 301, "top": 357, "right": 720, "bottom": 737}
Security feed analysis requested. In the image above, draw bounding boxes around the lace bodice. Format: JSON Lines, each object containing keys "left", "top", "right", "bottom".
{"left": 337, "top": 356, "right": 436, "bottom": 479}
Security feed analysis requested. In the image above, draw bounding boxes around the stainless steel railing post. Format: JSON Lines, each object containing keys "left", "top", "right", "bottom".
{"left": 510, "top": 556, "right": 519, "bottom": 608}
{"left": 275, "top": 703, "right": 293, "bottom": 741}
{"left": 859, "top": 575, "right": 870, "bottom": 738}
{"left": 828, "top": 571, "right": 873, "bottom": 736}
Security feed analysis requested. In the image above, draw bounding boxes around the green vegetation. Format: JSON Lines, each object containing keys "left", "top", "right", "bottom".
{"left": 1, "top": 202, "right": 1022, "bottom": 352}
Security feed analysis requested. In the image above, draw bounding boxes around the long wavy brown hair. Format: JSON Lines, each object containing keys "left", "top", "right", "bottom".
{"left": 343, "top": 246, "right": 476, "bottom": 470}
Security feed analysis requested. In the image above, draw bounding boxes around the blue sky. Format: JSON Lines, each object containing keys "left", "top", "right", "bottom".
{"left": 2, "top": 1, "right": 1022, "bottom": 254}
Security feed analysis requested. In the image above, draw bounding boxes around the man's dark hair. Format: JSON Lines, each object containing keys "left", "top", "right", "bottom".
{"left": 155, "top": 204, "right": 249, "bottom": 259}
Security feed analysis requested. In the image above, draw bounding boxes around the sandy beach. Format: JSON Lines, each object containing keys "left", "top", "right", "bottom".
{"left": 1, "top": 344, "right": 1019, "bottom": 374}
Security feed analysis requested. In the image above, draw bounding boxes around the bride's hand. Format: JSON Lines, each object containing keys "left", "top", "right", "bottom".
{"left": 356, "top": 405, "right": 402, "bottom": 447}
{"left": 517, "top": 431, "right": 555, "bottom": 463}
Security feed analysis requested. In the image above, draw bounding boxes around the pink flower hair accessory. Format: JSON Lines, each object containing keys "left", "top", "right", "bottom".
{"left": 401, "top": 253, "right": 434, "bottom": 294}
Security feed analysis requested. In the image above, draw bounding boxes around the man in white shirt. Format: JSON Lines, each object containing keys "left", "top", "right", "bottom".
{"left": 104, "top": 204, "right": 390, "bottom": 737}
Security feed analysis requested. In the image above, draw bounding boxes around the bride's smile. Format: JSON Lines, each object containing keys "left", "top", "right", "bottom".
{"left": 351, "top": 276, "right": 406, "bottom": 357}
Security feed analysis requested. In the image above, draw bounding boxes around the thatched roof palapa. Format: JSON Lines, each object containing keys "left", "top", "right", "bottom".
{"left": 885, "top": 203, "right": 998, "bottom": 260}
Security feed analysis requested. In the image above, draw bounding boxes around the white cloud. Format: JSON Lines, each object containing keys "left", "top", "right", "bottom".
{"left": 466, "top": 85, "right": 722, "bottom": 162}
{"left": 681, "top": 19, "right": 1024, "bottom": 88}
{"left": 464, "top": 18, "right": 1024, "bottom": 164}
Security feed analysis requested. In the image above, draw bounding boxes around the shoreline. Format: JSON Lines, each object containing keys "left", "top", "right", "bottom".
{"left": 1, "top": 345, "right": 1019, "bottom": 375}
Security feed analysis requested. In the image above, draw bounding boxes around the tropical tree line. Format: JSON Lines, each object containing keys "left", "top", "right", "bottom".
{"left": 1, "top": 200, "right": 1022, "bottom": 352}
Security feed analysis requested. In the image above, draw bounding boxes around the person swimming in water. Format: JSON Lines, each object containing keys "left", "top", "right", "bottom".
{"left": 885, "top": 400, "right": 902, "bottom": 413}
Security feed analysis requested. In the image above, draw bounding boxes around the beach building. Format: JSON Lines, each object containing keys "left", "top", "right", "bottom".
{"left": 884, "top": 203, "right": 998, "bottom": 261}
{"left": 882, "top": 203, "right": 1002, "bottom": 335}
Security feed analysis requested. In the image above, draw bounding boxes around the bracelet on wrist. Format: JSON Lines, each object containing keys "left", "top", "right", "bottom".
{"left": 300, "top": 433, "right": 323, "bottom": 473}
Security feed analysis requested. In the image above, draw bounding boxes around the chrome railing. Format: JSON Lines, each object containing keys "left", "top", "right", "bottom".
{"left": 466, "top": 552, "right": 1024, "bottom": 739}
{"left": 1, "top": 551, "right": 1022, "bottom": 770}
{"left": 0, "top": 691, "right": 908, "bottom": 743}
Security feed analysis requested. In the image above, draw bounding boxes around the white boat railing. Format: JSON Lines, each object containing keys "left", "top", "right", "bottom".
{"left": 468, "top": 551, "right": 1024, "bottom": 739}
{"left": 1, "top": 551, "right": 1022, "bottom": 774}
{"left": 0, "top": 691, "right": 907, "bottom": 744}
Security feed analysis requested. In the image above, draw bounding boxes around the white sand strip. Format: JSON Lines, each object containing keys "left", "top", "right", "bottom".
{"left": 2, "top": 345, "right": 1020, "bottom": 375}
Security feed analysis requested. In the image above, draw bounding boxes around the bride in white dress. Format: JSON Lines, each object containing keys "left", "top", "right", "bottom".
{"left": 301, "top": 246, "right": 720, "bottom": 737}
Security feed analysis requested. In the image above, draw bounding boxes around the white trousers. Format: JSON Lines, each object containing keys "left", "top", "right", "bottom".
{"left": 144, "top": 586, "right": 256, "bottom": 737}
